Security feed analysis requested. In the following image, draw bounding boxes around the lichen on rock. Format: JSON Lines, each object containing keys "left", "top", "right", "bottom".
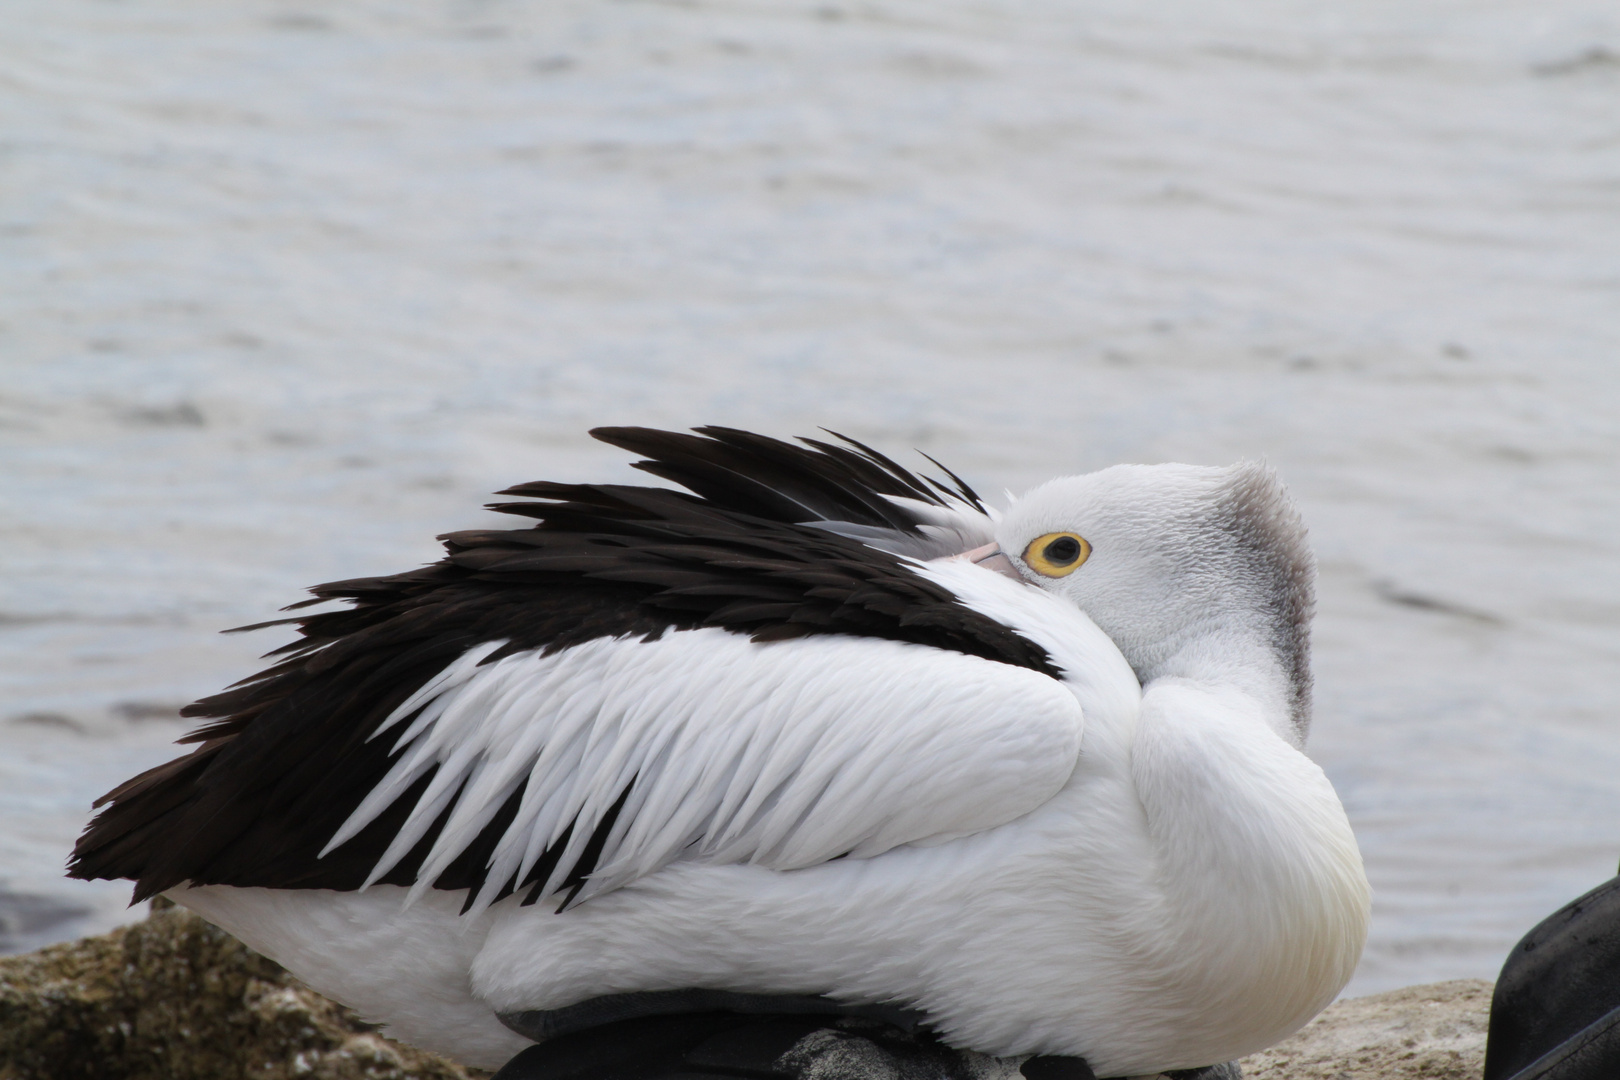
{"left": 0, "top": 902, "right": 475, "bottom": 1080}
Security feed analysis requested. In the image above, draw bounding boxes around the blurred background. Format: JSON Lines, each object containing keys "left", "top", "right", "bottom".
{"left": 3, "top": 0, "right": 1618, "bottom": 996}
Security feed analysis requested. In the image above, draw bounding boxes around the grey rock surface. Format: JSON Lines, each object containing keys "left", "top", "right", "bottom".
{"left": 1238, "top": 978, "right": 1491, "bottom": 1080}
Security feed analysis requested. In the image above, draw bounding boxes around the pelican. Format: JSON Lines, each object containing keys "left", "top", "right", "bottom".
{"left": 70, "top": 426, "right": 1369, "bottom": 1078}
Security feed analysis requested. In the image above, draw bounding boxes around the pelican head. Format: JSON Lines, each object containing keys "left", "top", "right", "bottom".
{"left": 990, "top": 462, "right": 1315, "bottom": 743}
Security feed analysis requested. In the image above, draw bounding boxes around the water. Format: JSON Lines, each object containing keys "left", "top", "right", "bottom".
{"left": 3, "top": 0, "right": 1618, "bottom": 994}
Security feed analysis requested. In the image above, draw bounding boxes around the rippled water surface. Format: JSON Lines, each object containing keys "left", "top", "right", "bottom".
{"left": 3, "top": 0, "right": 1619, "bottom": 995}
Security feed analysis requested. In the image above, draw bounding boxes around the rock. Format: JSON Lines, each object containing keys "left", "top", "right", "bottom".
{"left": 2, "top": 905, "right": 1491, "bottom": 1080}
{"left": 1239, "top": 979, "right": 1492, "bottom": 1080}
{"left": 0, "top": 902, "right": 476, "bottom": 1080}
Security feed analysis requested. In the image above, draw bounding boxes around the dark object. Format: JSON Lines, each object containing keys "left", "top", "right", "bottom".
{"left": 1020, "top": 1055, "right": 1097, "bottom": 1080}
{"left": 490, "top": 1011, "right": 1011, "bottom": 1080}
{"left": 489, "top": 994, "right": 1239, "bottom": 1080}
{"left": 499, "top": 989, "right": 926, "bottom": 1040}
{"left": 1485, "top": 875, "right": 1620, "bottom": 1080}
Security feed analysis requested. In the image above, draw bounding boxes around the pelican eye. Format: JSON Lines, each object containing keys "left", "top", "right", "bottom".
{"left": 1022, "top": 532, "right": 1091, "bottom": 578}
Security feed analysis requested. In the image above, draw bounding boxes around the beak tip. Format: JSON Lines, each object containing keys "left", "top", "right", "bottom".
{"left": 939, "top": 543, "right": 1024, "bottom": 583}
{"left": 975, "top": 552, "right": 1023, "bottom": 582}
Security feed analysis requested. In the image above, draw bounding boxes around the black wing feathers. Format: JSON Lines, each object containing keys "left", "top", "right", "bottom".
{"left": 70, "top": 428, "right": 1045, "bottom": 905}
{"left": 588, "top": 426, "right": 988, "bottom": 529}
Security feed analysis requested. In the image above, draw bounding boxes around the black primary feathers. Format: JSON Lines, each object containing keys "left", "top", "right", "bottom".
{"left": 69, "top": 427, "right": 1055, "bottom": 907}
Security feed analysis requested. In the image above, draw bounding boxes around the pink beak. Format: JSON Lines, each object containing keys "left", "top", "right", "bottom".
{"left": 941, "top": 542, "right": 1024, "bottom": 582}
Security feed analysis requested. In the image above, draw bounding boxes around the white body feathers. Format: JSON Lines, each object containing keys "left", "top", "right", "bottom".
{"left": 176, "top": 554, "right": 1369, "bottom": 1076}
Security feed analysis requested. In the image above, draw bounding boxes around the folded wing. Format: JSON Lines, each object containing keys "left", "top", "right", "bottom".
{"left": 69, "top": 427, "right": 1067, "bottom": 911}
{"left": 328, "top": 628, "right": 1085, "bottom": 913}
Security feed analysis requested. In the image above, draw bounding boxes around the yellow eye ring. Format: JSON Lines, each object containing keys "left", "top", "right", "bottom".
{"left": 1022, "top": 532, "right": 1091, "bottom": 577}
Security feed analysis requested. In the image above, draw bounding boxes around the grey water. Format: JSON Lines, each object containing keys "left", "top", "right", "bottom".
{"left": 3, "top": 0, "right": 1618, "bottom": 995}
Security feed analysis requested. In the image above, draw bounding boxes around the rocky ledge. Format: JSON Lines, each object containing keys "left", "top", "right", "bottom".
{"left": 0, "top": 904, "right": 474, "bottom": 1080}
{"left": 1243, "top": 979, "right": 1490, "bottom": 1080}
{"left": 0, "top": 906, "right": 1490, "bottom": 1080}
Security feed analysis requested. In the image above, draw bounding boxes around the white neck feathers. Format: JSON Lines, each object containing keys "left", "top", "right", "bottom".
{"left": 1129, "top": 677, "right": 1369, "bottom": 1062}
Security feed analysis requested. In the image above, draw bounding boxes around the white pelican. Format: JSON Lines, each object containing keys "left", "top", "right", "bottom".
{"left": 71, "top": 426, "right": 1369, "bottom": 1078}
